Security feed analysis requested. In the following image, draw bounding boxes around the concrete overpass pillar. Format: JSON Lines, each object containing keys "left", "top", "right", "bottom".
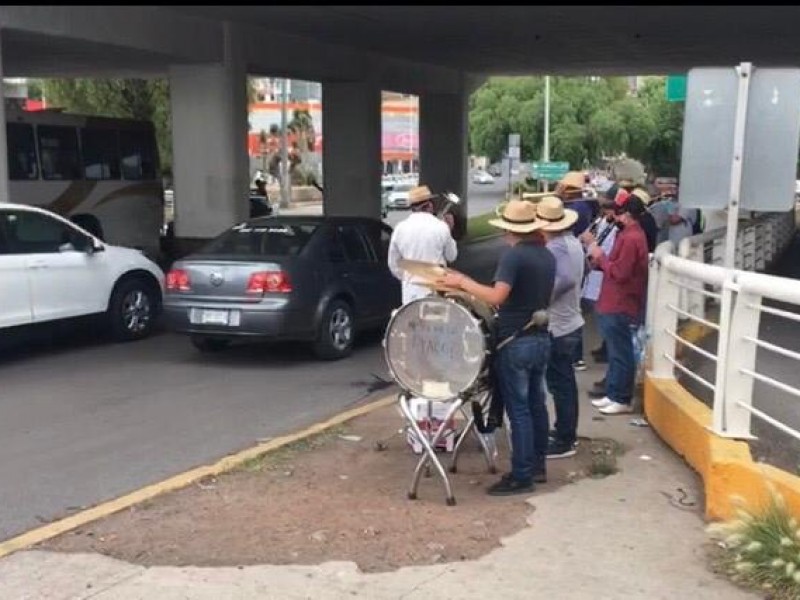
{"left": 419, "top": 90, "right": 469, "bottom": 208}
{"left": 168, "top": 22, "right": 248, "bottom": 249}
{"left": 322, "top": 81, "right": 382, "bottom": 218}
{"left": 0, "top": 29, "right": 9, "bottom": 203}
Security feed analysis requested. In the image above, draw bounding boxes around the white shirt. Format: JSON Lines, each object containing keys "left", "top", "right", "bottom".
{"left": 387, "top": 211, "right": 458, "bottom": 305}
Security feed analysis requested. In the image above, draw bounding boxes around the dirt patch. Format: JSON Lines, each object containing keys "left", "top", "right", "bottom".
{"left": 39, "top": 404, "right": 622, "bottom": 573}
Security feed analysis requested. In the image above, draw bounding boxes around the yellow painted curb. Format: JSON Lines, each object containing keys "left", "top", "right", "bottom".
{"left": 644, "top": 376, "right": 800, "bottom": 521}
{"left": 0, "top": 393, "right": 397, "bottom": 559}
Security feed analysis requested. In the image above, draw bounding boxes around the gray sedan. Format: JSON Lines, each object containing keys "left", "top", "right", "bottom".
{"left": 163, "top": 216, "right": 401, "bottom": 360}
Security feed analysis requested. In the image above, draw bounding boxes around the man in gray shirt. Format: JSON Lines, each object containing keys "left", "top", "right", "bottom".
{"left": 536, "top": 197, "right": 585, "bottom": 458}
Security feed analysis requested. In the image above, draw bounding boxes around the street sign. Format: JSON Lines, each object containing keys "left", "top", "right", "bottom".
{"left": 531, "top": 161, "right": 569, "bottom": 181}
{"left": 508, "top": 133, "right": 520, "bottom": 147}
{"left": 508, "top": 146, "right": 520, "bottom": 160}
{"left": 666, "top": 75, "right": 687, "bottom": 102}
{"left": 679, "top": 66, "right": 800, "bottom": 212}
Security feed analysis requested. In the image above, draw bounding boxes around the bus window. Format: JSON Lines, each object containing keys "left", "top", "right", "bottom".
{"left": 6, "top": 123, "right": 38, "bottom": 180}
{"left": 38, "top": 125, "right": 82, "bottom": 180}
{"left": 120, "top": 130, "right": 156, "bottom": 180}
{"left": 81, "top": 128, "right": 120, "bottom": 180}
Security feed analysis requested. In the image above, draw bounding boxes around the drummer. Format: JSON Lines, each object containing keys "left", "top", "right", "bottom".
{"left": 388, "top": 184, "right": 458, "bottom": 305}
{"left": 438, "top": 200, "right": 555, "bottom": 496}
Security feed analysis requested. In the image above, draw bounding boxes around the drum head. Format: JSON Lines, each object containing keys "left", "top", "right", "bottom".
{"left": 384, "top": 296, "right": 487, "bottom": 401}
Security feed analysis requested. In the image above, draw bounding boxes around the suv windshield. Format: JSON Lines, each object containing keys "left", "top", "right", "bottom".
{"left": 202, "top": 222, "right": 318, "bottom": 257}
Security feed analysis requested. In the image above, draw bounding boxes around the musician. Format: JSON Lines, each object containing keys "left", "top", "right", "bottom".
{"left": 584, "top": 194, "right": 649, "bottom": 416}
{"left": 387, "top": 185, "right": 457, "bottom": 305}
{"left": 438, "top": 200, "right": 555, "bottom": 496}
{"left": 534, "top": 197, "right": 584, "bottom": 460}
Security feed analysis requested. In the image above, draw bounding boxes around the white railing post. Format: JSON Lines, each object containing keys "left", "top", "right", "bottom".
{"left": 712, "top": 276, "right": 759, "bottom": 439}
{"left": 678, "top": 237, "right": 705, "bottom": 319}
{"left": 711, "top": 274, "right": 736, "bottom": 435}
{"left": 650, "top": 246, "right": 681, "bottom": 379}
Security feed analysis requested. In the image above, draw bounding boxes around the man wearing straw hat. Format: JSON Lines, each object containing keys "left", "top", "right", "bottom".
{"left": 387, "top": 184, "right": 457, "bottom": 305}
{"left": 534, "top": 196, "right": 585, "bottom": 459}
{"left": 438, "top": 200, "right": 555, "bottom": 496}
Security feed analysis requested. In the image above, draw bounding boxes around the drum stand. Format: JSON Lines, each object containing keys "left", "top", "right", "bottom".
{"left": 398, "top": 389, "right": 499, "bottom": 506}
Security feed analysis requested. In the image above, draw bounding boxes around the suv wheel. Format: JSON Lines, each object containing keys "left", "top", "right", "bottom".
{"left": 313, "top": 299, "right": 354, "bottom": 360}
{"left": 191, "top": 336, "right": 231, "bottom": 353}
{"left": 108, "top": 278, "right": 157, "bottom": 342}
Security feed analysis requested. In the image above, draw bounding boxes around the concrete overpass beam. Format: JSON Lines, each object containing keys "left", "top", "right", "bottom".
{"left": 169, "top": 23, "right": 249, "bottom": 245}
{"left": 322, "top": 81, "right": 382, "bottom": 219}
{"left": 419, "top": 89, "right": 469, "bottom": 210}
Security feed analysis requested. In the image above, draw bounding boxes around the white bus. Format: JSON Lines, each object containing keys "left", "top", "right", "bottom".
{"left": 5, "top": 106, "right": 164, "bottom": 259}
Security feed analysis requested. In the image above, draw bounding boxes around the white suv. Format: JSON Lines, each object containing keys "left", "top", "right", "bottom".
{"left": 0, "top": 204, "right": 164, "bottom": 342}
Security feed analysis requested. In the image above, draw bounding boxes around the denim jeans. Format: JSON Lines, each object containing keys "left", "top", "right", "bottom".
{"left": 546, "top": 328, "right": 581, "bottom": 446}
{"left": 495, "top": 333, "right": 551, "bottom": 483}
{"left": 596, "top": 312, "right": 635, "bottom": 404}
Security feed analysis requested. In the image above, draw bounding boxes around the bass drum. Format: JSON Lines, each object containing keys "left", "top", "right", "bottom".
{"left": 383, "top": 294, "right": 494, "bottom": 402}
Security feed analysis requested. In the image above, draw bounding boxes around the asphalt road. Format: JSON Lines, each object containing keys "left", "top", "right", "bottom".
{"left": 281, "top": 175, "right": 509, "bottom": 227}
{"left": 0, "top": 237, "right": 504, "bottom": 541}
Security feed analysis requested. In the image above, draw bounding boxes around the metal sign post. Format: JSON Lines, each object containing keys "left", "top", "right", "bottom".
{"left": 507, "top": 133, "right": 520, "bottom": 199}
{"left": 724, "top": 62, "right": 752, "bottom": 270}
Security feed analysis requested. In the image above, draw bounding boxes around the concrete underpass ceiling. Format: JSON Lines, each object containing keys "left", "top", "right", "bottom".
{"left": 2, "top": 29, "right": 191, "bottom": 79}
{"left": 171, "top": 5, "right": 800, "bottom": 76}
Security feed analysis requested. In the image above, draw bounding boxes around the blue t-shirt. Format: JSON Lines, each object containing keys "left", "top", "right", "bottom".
{"left": 567, "top": 198, "right": 599, "bottom": 237}
{"left": 493, "top": 242, "right": 556, "bottom": 338}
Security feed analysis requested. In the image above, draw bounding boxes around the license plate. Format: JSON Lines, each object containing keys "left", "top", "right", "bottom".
{"left": 200, "top": 309, "right": 229, "bottom": 325}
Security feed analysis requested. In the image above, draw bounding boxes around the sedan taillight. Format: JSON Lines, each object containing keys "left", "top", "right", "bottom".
{"left": 247, "top": 271, "right": 292, "bottom": 294}
{"left": 166, "top": 268, "right": 191, "bottom": 292}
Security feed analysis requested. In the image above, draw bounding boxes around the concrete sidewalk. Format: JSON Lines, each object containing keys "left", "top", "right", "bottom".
{"left": 0, "top": 349, "right": 756, "bottom": 599}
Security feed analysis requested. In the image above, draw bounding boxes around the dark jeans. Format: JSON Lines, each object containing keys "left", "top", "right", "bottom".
{"left": 596, "top": 312, "right": 635, "bottom": 405}
{"left": 495, "top": 333, "right": 551, "bottom": 483}
{"left": 546, "top": 328, "right": 581, "bottom": 446}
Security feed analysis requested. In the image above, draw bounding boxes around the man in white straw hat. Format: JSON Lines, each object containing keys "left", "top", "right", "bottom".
{"left": 438, "top": 199, "right": 555, "bottom": 496}
{"left": 534, "top": 196, "right": 584, "bottom": 460}
{"left": 387, "top": 184, "right": 457, "bottom": 305}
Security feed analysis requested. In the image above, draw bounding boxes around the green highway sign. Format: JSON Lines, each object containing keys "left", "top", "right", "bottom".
{"left": 666, "top": 75, "right": 687, "bottom": 102}
{"left": 531, "top": 161, "right": 570, "bottom": 180}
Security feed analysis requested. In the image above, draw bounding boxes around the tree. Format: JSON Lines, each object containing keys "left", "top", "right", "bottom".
{"left": 468, "top": 75, "right": 684, "bottom": 174}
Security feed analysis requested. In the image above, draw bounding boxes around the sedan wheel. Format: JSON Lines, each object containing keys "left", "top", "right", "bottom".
{"left": 313, "top": 299, "right": 354, "bottom": 360}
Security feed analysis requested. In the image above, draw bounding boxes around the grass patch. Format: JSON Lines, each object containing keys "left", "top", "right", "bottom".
{"left": 237, "top": 425, "right": 348, "bottom": 473}
{"left": 585, "top": 437, "right": 624, "bottom": 479}
{"left": 464, "top": 211, "right": 499, "bottom": 243}
{"left": 707, "top": 488, "right": 800, "bottom": 599}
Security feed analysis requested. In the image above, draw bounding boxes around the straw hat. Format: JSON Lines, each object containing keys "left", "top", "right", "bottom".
{"left": 408, "top": 185, "right": 437, "bottom": 206}
{"left": 630, "top": 187, "right": 652, "bottom": 206}
{"left": 558, "top": 171, "right": 586, "bottom": 191}
{"left": 534, "top": 195, "right": 579, "bottom": 232}
{"left": 488, "top": 199, "right": 543, "bottom": 234}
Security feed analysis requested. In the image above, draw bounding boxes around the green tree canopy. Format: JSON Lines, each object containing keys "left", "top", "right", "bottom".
{"left": 469, "top": 75, "right": 684, "bottom": 177}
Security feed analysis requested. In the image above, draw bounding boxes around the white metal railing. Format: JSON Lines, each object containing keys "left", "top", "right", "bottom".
{"left": 675, "top": 211, "right": 796, "bottom": 319}
{"left": 647, "top": 210, "right": 800, "bottom": 441}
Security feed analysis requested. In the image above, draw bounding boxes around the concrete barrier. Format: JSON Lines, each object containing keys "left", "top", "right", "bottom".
{"left": 644, "top": 376, "right": 800, "bottom": 520}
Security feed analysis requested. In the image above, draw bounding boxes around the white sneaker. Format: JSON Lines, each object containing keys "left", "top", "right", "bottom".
{"left": 599, "top": 401, "right": 634, "bottom": 415}
{"left": 591, "top": 396, "right": 613, "bottom": 408}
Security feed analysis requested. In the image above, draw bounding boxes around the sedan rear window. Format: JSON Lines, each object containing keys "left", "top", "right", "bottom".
{"left": 203, "top": 223, "right": 318, "bottom": 256}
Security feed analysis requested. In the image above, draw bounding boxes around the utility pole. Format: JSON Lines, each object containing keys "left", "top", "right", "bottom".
{"left": 542, "top": 75, "right": 551, "bottom": 192}
{"left": 279, "top": 78, "right": 290, "bottom": 209}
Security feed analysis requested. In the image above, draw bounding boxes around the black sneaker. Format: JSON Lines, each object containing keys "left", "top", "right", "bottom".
{"left": 488, "top": 476, "right": 535, "bottom": 496}
{"left": 546, "top": 440, "right": 577, "bottom": 459}
{"left": 587, "top": 388, "right": 607, "bottom": 399}
{"left": 502, "top": 471, "right": 547, "bottom": 484}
